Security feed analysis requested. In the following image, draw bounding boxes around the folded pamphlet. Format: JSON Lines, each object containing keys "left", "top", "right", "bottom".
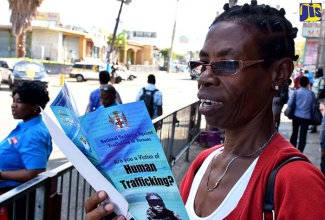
{"left": 43, "top": 82, "right": 189, "bottom": 219}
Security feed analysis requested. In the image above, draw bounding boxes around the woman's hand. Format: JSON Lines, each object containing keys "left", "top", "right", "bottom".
{"left": 85, "top": 191, "right": 126, "bottom": 220}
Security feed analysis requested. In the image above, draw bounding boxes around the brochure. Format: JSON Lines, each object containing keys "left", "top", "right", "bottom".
{"left": 43, "top": 83, "right": 189, "bottom": 220}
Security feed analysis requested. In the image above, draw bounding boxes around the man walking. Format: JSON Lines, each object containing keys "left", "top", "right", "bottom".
{"left": 136, "top": 74, "right": 163, "bottom": 120}
{"left": 85, "top": 70, "right": 122, "bottom": 113}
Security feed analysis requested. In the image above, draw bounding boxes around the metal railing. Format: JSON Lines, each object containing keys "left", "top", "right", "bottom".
{"left": 0, "top": 100, "right": 202, "bottom": 220}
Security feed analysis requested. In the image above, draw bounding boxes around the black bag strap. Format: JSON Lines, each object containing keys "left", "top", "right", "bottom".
{"left": 142, "top": 88, "right": 158, "bottom": 95}
{"left": 262, "top": 156, "right": 309, "bottom": 220}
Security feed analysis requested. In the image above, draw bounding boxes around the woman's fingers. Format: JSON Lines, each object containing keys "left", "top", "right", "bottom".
{"left": 85, "top": 191, "right": 113, "bottom": 219}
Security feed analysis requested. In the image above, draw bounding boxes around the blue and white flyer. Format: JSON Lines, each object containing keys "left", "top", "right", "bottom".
{"left": 45, "top": 83, "right": 189, "bottom": 220}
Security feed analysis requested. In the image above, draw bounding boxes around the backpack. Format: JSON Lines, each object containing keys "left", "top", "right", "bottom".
{"left": 140, "top": 88, "right": 158, "bottom": 118}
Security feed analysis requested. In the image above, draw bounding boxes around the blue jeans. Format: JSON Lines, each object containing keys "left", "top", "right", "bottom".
{"left": 290, "top": 116, "right": 310, "bottom": 153}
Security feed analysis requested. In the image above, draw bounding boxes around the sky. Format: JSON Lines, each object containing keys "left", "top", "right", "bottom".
{"left": 0, "top": 0, "right": 312, "bottom": 51}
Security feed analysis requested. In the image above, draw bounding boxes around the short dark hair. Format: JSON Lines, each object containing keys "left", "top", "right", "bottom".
{"left": 12, "top": 81, "right": 50, "bottom": 111}
{"left": 211, "top": 1, "right": 298, "bottom": 62}
{"left": 99, "top": 70, "right": 110, "bottom": 84}
{"left": 100, "top": 84, "right": 116, "bottom": 96}
{"left": 148, "top": 74, "right": 156, "bottom": 84}
{"left": 299, "top": 76, "right": 309, "bottom": 87}
{"left": 316, "top": 69, "right": 324, "bottom": 77}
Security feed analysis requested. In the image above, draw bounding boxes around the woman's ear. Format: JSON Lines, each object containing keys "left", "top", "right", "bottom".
{"left": 272, "top": 58, "right": 294, "bottom": 88}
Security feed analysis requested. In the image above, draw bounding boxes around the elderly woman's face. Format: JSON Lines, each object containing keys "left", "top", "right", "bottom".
{"left": 11, "top": 93, "right": 38, "bottom": 121}
{"left": 197, "top": 22, "right": 274, "bottom": 129}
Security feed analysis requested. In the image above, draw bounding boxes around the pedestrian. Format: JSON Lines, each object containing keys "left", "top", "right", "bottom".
{"left": 96, "top": 84, "right": 119, "bottom": 110}
{"left": 310, "top": 68, "right": 325, "bottom": 133}
{"left": 293, "top": 68, "right": 304, "bottom": 89}
{"left": 126, "top": 58, "right": 131, "bottom": 70}
{"left": 288, "top": 76, "right": 316, "bottom": 153}
{"left": 85, "top": 70, "right": 122, "bottom": 113}
{"left": 68, "top": 50, "right": 76, "bottom": 63}
{"left": 106, "top": 59, "right": 111, "bottom": 74}
{"left": 305, "top": 69, "right": 314, "bottom": 87}
{"left": 0, "top": 81, "right": 53, "bottom": 219}
{"left": 320, "top": 101, "right": 325, "bottom": 175}
{"left": 272, "top": 79, "right": 291, "bottom": 131}
{"left": 175, "top": 64, "right": 180, "bottom": 73}
{"left": 135, "top": 74, "right": 163, "bottom": 120}
{"left": 84, "top": 2, "right": 325, "bottom": 219}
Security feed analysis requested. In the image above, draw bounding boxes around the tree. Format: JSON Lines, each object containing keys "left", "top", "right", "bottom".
{"left": 9, "top": 0, "right": 43, "bottom": 58}
{"left": 107, "top": 30, "right": 127, "bottom": 58}
{"left": 160, "top": 48, "right": 169, "bottom": 60}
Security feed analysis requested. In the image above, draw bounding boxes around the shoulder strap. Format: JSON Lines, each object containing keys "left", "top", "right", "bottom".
{"left": 151, "top": 89, "right": 158, "bottom": 95}
{"left": 262, "top": 156, "right": 309, "bottom": 220}
{"left": 142, "top": 87, "right": 146, "bottom": 93}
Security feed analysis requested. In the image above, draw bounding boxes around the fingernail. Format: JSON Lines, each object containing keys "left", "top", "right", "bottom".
{"left": 104, "top": 203, "right": 113, "bottom": 212}
{"left": 98, "top": 191, "right": 105, "bottom": 199}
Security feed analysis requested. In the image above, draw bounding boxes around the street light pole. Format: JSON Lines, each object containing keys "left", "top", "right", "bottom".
{"left": 167, "top": 0, "right": 179, "bottom": 73}
{"left": 109, "top": 0, "right": 131, "bottom": 59}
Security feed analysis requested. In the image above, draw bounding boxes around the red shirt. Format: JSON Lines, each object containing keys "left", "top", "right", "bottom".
{"left": 180, "top": 133, "right": 325, "bottom": 219}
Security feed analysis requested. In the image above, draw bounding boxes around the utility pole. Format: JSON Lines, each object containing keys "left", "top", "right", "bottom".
{"left": 109, "top": 0, "right": 131, "bottom": 60}
{"left": 167, "top": 0, "right": 179, "bottom": 73}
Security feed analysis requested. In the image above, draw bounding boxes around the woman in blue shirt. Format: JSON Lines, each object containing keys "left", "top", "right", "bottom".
{"left": 288, "top": 76, "right": 316, "bottom": 153}
{"left": 0, "top": 81, "right": 52, "bottom": 191}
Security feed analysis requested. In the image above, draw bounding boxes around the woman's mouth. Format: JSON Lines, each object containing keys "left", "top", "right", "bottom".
{"left": 200, "top": 99, "right": 224, "bottom": 107}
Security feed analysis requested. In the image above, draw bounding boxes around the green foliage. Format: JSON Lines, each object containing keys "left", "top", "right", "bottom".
{"left": 160, "top": 48, "right": 169, "bottom": 59}
{"left": 107, "top": 30, "right": 127, "bottom": 50}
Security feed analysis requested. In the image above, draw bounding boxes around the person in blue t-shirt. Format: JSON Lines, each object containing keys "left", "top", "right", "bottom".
{"left": 85, "top": 71, "right": 122, "bottom": 113}
{"left": 96, "top": 84, "right": 119, "bottom": 110}
{"left": 0, "top": 81, "right": 53, "bottom": 219}
{"left": 305, "top": 69, "right": 314, "bottom": 87}
{"left": 0, "top": 81, "right": 52, "bottom": 191}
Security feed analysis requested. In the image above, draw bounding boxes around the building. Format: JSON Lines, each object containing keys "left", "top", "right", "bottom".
{"left": 0, "top": 14, "right": 159, "bottom": 67}
{"left": 0, "top": 24, "right": 108, "bottom": 63}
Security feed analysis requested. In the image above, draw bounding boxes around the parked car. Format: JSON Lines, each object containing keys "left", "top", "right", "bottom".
{"left": 0, "top": 59, "right": 15, "bottom": 89}
{"left": 69, "top": 62, "right": 106, "bottom": 82}
{"left": 10, "top": 60, "right": 50, "bottom": 89}
{"left": 190, "top": 68, "right": 199, "bottom": 80}
{"left": 112, "top": 65, "right": 138, "bottom": 82}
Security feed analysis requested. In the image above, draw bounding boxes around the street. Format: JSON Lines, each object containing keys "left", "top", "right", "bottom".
{"left": 0, "top": 71, "right": 199, "bottom": 169}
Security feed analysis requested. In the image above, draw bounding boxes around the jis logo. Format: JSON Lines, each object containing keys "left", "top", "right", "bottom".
{"left": 300, "top": 3, "right": 322, "bottom": 22}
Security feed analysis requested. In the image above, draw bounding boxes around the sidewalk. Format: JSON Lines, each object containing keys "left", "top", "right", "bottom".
{"left": 172, "top": 113, "right": 322, "bottom": 186}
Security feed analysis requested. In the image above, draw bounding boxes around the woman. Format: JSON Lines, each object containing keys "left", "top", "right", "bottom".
{"left": 0, "top": 81, "right": 52, "bottom": 190}
{"left": 85, "top": 1, "right": 325, "bottom": 219}
{"left": 272, "top": 79, "right": 291, "bottom": 131}
{"left": 288, "top": 76, "right": 316, "bottom": 153}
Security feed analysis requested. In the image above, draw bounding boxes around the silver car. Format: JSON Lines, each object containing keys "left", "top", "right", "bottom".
{"left": 0, "top": 59, "right": 15, "bottom": 89}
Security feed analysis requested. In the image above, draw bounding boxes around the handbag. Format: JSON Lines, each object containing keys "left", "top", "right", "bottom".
{"left": 311, "top": 103, "right": 323, "bottom": 125}
{"left": 284, "top": 92, "right": 296, "bottom": 119}
{"left": 284, "top": 106, "right": 294, "bottom": 119}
